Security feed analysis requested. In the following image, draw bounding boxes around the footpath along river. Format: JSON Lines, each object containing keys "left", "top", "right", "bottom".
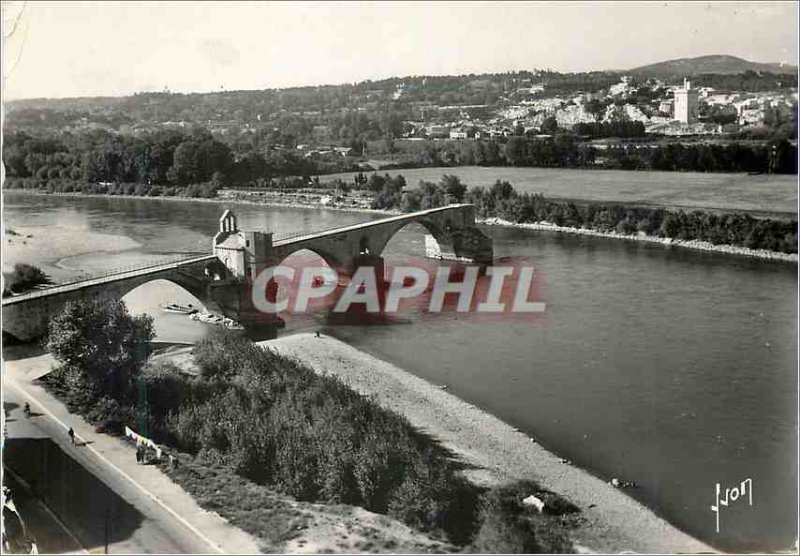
{"left": 3, "top": 192, "right": 797, "bottom": 552}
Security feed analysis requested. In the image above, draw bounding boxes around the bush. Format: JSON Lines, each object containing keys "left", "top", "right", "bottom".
{"left": 43, "top": 323, "right": 579, "bottom": 550}
{"left": 3, "top": 263, "right": 50, "bottom": 296}
{"left": 471, "top": 480, "right": 577, "bottom": 554}
{"left": 170, "top": 331, "right": 484, "bottom": 544}
{"left": 191, "top": 329, "right": 259, "bottom": 380}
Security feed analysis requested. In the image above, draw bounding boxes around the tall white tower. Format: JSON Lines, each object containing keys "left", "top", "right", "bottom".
{"left": 673, "top": 78, "right": 699, "bottom": 124}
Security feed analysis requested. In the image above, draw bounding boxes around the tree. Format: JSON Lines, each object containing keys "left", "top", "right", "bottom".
{"left": 439, "top": 174, "right": 467, "bottom": 202}
{"left": 168, "top": 133, "right": 234, "bottom": 185}
{"left": 540, "top": 116, "right": 559, "bottom": 134}
{"left": 504, "top": 137, "right": 528, "bottom": 166}
{"left": 46, "top": 299, "right": 154, "bottom": 397}
{"left": 489, "top": 180, "right": 515, "bottom": 200}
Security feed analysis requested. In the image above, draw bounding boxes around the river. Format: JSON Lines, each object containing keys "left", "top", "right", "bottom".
{"left": 3, "top": 192, "right": 797, "bottom": 552}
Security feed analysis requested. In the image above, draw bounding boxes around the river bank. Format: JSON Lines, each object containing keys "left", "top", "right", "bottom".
{"left": 153, "top": 332, "right": 716, "bottom": 553}
{"left": 5, "top": 189, "right": 795, "bottom": 263}
{"left": 261, "top": 333, "right": 715, "bottom": 554}
{"left": 481, "top": 217, "right": 799, "bottom": 263}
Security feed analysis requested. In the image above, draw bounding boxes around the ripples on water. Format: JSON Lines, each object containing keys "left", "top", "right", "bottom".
{"left": 4, "top": 194, "right": 797, "bottom": 551}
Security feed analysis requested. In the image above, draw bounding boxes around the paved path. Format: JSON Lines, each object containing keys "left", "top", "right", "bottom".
{"left": 3, "top": 350, "right": 263, "bottom": 554}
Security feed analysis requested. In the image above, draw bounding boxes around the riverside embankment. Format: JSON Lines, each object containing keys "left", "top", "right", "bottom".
{"left": 152, "top": 334, "right": 715, "bottom": 553}
{"left": 263, "top": 333, "right": 715, "bottom": 554}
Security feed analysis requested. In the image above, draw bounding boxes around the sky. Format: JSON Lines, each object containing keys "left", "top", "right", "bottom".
{"left": 1, "top": 1, "right": 798, "bottom": 100}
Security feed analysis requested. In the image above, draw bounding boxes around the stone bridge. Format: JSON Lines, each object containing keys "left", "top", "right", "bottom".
{"left": 2, "top": 204, "right": 492, "bottom": 341}
{"left": 1, "top": 255, "right": 230, "bottom": 342}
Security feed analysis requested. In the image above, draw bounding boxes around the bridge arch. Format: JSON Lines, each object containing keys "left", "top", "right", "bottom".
{"left": 270, "top": 247, "right": 340, "bottom": 273}
{"left": 113, "top": 275, "right": 208, "bottom": 304}
{"left": 1, "top": 257, "right": 229, "bottom": 342}
{"left": 270, "top": 244, "right": 350, "bottom": 275}
{"left": 121, "top": 278, "right": 208, "bottom": 312}
{"left": 365, "top": 215, "right": 452, "bottom": 258}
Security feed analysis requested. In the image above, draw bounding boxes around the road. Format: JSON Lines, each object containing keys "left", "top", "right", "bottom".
{"left": 3, "top": 385, "right": 215, "bottom": 554}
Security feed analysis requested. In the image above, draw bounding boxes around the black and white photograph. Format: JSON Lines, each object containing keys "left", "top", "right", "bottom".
{"left": 1, "top": 1, "right": 798, "bottom": 554}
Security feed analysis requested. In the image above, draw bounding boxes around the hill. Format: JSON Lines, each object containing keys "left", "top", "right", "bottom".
{"left": 629, "top": 55, "right": 797, "bottom": 77}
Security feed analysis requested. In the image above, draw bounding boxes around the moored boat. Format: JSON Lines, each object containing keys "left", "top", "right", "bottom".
{"left": 159, "top": 301, "right": 198, "bottom": 314}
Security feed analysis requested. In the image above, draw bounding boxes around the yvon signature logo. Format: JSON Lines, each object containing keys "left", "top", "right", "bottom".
{"left": 710, "top": 478, "right": 753, "bottom": 533}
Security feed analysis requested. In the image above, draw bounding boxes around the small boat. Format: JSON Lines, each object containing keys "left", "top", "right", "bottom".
{"left": 194, "top": 311, "right": 218, "bottom": 323}
{"left": 223, "top": 318, "right": 245, "bottom": 330}
{"left": 159, "top": 302, "right": 198, "bottom": 315}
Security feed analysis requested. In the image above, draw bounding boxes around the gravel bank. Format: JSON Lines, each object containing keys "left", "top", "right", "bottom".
{"left": 481, "top": 217, "right": 798, "bottom": 263}
{"left": 263, "top": 333, "right": 716, "bottom": 554}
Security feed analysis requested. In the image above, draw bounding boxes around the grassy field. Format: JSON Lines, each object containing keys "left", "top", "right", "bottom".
{"left": 321, "top": 166, "right": 798, "bottom": 217}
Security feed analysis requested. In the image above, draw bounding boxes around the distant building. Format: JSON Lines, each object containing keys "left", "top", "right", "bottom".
{"left": 609, "top": 76, "right": 633, "bottom": 97}
{"left": 427, "top": 124, "right": 450, "bottom": 138}
{"left": 673, "top": 79, "right": 699, "bottom": 124}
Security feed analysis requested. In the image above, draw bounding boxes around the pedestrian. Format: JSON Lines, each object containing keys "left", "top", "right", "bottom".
{"left": 315, "top": 330, "right": 321, "bottom": 338}
{"left": 68, "top": 427, "right": 75, "bottom": 445}
{"left": 23, "top": 403, "right": 31, "bottom": 417}
{"left": 136, "top": 445, "right": 143, "bottom": 464}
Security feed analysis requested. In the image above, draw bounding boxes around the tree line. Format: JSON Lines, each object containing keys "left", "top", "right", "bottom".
{"left": 427, "top": 135, "right": 798, "bottom": 174}
{"left": 4, "top": 125, "right": 797, "bottom": 203}
{"left": 366, "top": 174, "right": 797, "bottom": 254}
{"left": 2, "top": 128, "right": 359, "bottom": 191}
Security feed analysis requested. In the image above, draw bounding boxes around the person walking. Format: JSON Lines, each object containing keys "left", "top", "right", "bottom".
{"left": 68, "top": 427, "right": 75, "bottom": 445}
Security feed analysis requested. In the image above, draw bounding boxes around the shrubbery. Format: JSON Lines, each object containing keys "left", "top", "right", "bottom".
{"left": 162, "top": 331, "right": 478, "bottom": 541}
{"left": 42, "top": 303, "right": 578, "bottom": 551}
{"left": 465, "top": 182, "right": 798, "bottom": 253}
{"left": 2, "top": 263, "right": 51, "bottom": 296}
{"left": 471, "top": 480, "right": 579, "bottom": 554}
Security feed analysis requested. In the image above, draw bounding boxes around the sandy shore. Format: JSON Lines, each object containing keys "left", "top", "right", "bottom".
{"left": 2, "top": 222, "right": 142, "bottom": 281}
{"left": 263, "top": 333, "right": 715, "bottom": 554}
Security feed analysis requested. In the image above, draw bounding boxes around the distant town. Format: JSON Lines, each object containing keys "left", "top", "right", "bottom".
{"left": 4, "top": 55, "right": 797, "bottom": 187}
